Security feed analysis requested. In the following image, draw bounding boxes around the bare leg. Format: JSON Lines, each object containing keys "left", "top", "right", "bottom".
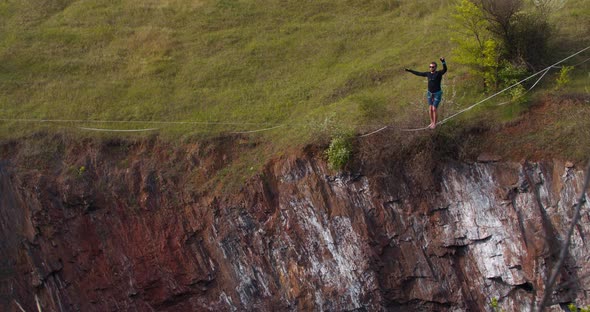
{"left": 428, "top": 106, "right": 435, "bottom": 128}
{"left": 427, "top": 95, "right": 434, "bottom": 128}
{"left": 430, "top": 106, "right": 437, "bottom": 129}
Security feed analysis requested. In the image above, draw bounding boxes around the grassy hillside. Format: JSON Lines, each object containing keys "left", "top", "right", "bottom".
{"left": 0, "top": 0, "right": 589, "bottom": 160}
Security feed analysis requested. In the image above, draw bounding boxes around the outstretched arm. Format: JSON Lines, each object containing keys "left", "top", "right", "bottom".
{"left": 440, "top": 57, "right": 447, "bottom": 75}
{"left": 405, "top": 68, "right": 428, "bottom": 77}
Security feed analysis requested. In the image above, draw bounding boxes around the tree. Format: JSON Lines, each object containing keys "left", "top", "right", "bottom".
{"left": 451, "top": 0, "right": 553, "bottom": 89}
{"left": 474, "top": 0, "right": 552, "bottom": 68}
{"left": 511, "top": 11, "right": 552, "bottom": 68}
{"left": 451, "top": 0, "right": 502, "bottom": 90}
{"left": 476, "top": 0, "right": 523, "bottom": 61}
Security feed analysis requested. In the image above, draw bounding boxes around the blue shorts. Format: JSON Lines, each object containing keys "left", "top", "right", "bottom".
{"left": 426, "top": 90, "right": 443, "bottom": 108}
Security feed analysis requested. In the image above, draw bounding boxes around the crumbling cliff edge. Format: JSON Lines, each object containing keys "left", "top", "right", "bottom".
{"left": 1, "top": 137, "right": 589, "bottom": 311}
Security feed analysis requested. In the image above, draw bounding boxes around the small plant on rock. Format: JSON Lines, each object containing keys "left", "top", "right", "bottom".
{"left": 490, "top": 297, "right": 505, "bottom": 312}
{"left": 568, "top": 302, "right": 590, "bottom": 312}
{"left": 326, "top": 132, "right": 353, "bottom": 171}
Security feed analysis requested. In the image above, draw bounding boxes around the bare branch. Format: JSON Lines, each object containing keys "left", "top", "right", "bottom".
{"left": 477, "top": 0, "right": 522, "bottom": 34}
{"left": 537, "top": 161, "right": 590, "bottom": 311}
{"left": 14, "top": 300, "right": 26, "bottom": 312}
{"left": 35, "top": 294, "right": 43, "bottom": 312}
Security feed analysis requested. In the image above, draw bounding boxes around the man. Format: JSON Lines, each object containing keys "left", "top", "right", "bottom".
{"left": 405, "top": 57, "right": 447, "bottom": 129}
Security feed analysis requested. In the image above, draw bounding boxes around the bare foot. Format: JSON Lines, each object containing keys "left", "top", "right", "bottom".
{"left": 429, "top": 123, "right": 436, "bottom": 129}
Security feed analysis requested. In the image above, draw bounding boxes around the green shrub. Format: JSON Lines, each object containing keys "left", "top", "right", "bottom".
{"left": 509, "top": 84, "right": 528, "bottom": 106}
{"left": 512, "top": 12, "right": 553, "bottom": 67}
{"left": 490, "top": 297, "right": 505, "bottom": 312}
{"left": 555, "top": 65, "right": 574, "bottom": 90}
{"left": 498, "top": 62, "right": 528, "bottom": 89}
{"left": 326, "top": 133, "right": 353, "bottom": 171}
{"left": 568, "top": 302, "right": 590, "bottom": 312}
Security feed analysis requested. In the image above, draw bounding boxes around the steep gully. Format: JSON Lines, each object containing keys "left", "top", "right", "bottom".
{"left": 1, "top": 137, "right": 589, "bottom": 311}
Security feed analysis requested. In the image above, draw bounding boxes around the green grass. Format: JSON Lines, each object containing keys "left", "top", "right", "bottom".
{"left": 0, "top": 0, "right": 589, "bottom": 163}
{"left": 0, "top": 0, "right": 451, "bottom": 136}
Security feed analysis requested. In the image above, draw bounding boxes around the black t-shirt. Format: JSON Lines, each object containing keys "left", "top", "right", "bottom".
{"left": 407, "top": 62, "right": 447, "bottom": 92}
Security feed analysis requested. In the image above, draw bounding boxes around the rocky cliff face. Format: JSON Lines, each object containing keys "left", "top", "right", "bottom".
{"left": 1, "top": 137, "right": 589, "bottom": 311}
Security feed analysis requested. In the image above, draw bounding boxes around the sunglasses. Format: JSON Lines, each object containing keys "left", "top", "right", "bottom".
{"left": 429, "top": 65, "right": 436, "bottom": 68}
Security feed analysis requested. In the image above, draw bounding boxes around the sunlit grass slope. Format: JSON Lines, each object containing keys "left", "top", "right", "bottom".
{"left": 0, "top": 0, "right": 588, "bottom": 146}
{"left": 0, "top": 0, "right": 456, "bottom": 138}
